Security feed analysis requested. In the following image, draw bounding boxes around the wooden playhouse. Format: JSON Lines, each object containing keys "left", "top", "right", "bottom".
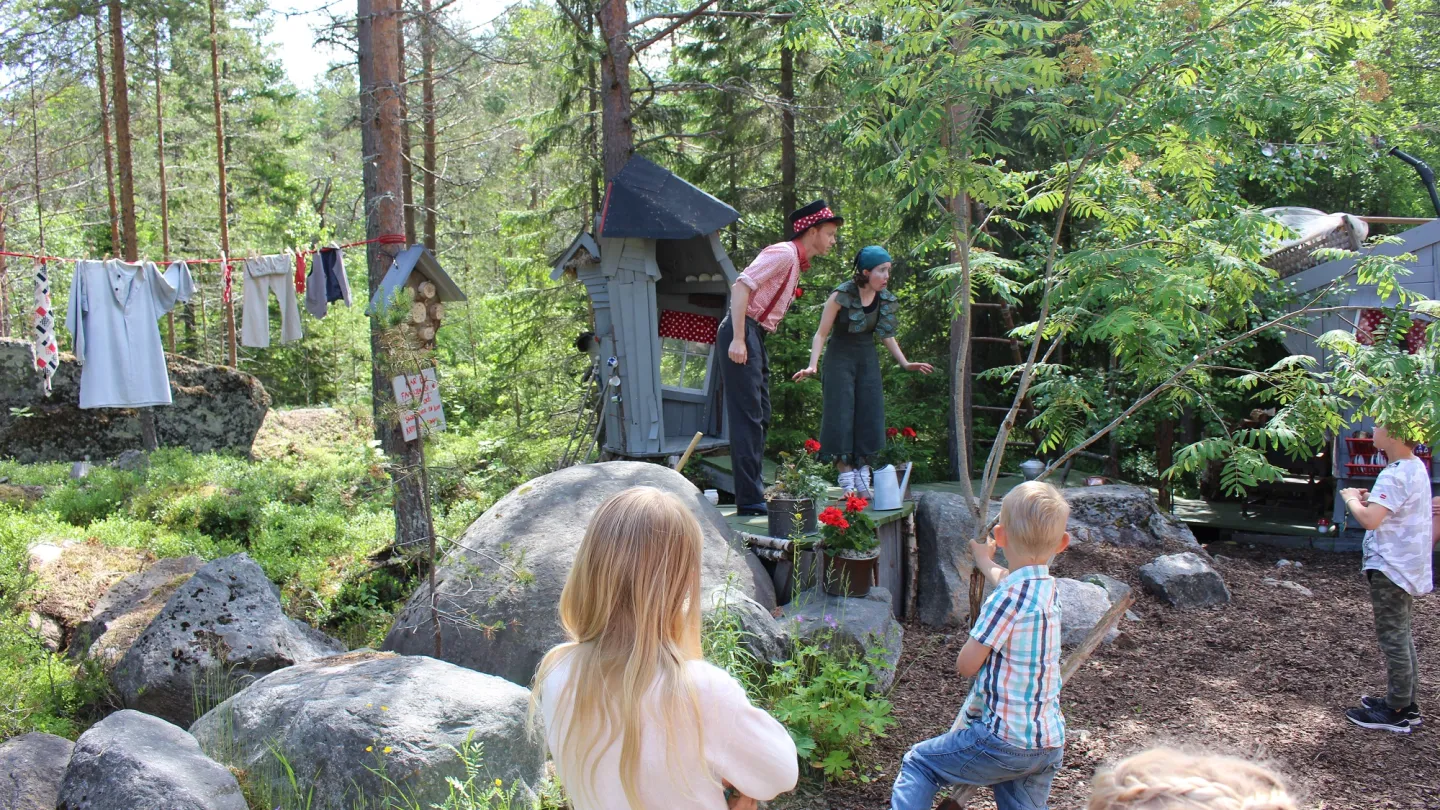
{"left": 1275, "top": 215, "right": 1439, "bottom": 527}
{"left": 552, "top": 155, "right": 742, "bottom": 459}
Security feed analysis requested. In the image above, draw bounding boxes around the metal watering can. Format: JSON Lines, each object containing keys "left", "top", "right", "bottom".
{"left": 871, "top": 463, "right": 912, "bottom": 511}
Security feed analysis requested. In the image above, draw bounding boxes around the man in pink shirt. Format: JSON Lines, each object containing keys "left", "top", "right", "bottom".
{"left": 721, "top": 200, "right": 842, "bottom": 514}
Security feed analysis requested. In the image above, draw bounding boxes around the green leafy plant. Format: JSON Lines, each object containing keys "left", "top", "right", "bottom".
{"left": 761, "top": 632, "right": 895, "bottom": 782}
{"left": 767, "top": 441, "right": 829, "bottom": 504}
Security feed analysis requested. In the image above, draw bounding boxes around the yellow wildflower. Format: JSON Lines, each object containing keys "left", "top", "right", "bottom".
{"left": 494, "top": 779, "right": 503, "bottom": 787}
{"left": 383, "top": 746, "right": 392, "bottom": 754}
{"left": 380, "top": 705, "right": 389, "bottom": 711}
{"left": 365, "top": 746, "right": 373, "bottom": 752}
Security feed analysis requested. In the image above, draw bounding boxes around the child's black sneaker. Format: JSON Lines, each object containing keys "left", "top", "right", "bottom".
{"left": 1345, "top": 704, "right": 1412, "bottom": 733}
{"left": 1360, "top": 695, "right": 1421, "bottom": 726}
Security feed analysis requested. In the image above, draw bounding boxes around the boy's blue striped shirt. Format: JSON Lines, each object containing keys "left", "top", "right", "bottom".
{"left": 965, "top": 564, "right": 1065, "bottom": 749}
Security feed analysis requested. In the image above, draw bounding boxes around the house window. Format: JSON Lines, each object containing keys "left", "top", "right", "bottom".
{"left": 660, "top": 339, "right": 713, "bottom": 392}
{"left": 658, "top": 310, "right": 720, "bottom": 393}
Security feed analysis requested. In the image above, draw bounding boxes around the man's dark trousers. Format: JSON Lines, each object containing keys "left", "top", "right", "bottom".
{"left": 719, "top": 315, "right": 769, "bottom": 507}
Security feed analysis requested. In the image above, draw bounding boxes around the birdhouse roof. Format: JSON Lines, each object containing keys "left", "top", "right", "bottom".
{"left": 367, "top": 244, "right": 468, "bottom": 314}
{"left": 550, "top": 231, "right": 602, "bottom": 281}
{"left": 596, "top": 155, "right": 740, "bottom": 240}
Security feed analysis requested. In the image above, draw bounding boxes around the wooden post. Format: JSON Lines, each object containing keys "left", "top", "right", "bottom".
{"left": 675, "top": 431, "right": 704, "bottom": 473}
{"left": 208, "top": 0, "right": 236, "bottom": 367}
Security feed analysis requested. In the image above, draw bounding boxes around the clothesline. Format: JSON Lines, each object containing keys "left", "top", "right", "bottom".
{"left": 0, "top": 233, "right": 408, "bottom": 266}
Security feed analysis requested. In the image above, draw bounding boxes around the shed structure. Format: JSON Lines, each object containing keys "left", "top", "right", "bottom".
{"left": 552, "top": 155, "right": 741, "bottom": 458}
{"left": 1274, "top": 216, "right": 1439, "bottom": 523}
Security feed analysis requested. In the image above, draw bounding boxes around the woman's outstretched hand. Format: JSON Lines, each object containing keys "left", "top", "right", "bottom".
{"left": 905, "top": 361, "right": 935, "bottom": 373}
{"left": 791, "top": 366, "right": 818, "bottom": 382}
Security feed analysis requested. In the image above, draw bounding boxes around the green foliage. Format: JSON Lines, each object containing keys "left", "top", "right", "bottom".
{"left": 704, "top": 597, "right": 894, "bottom": 784}
{"left": 760, "top": 633, "right": 895, "bottom": 783}
{"left": 768, "top": 448, "right": 830, "bottom": 504}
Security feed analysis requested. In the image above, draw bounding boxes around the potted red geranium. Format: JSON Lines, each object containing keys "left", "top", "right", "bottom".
{"left": 818, "top": 493, "right": 879, "bottom": 597}
{"left": 765, "top": 439, "right": 827, "bottom": 539}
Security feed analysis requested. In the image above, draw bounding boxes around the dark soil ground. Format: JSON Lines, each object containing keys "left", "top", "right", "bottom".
{"left": 824, "top": 542, "right": 1440, "bottom": 810}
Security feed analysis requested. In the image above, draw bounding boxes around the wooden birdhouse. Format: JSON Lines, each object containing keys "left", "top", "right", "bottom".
{"left": 369, "top": 245, "right": 468, "bottom": 348}
{"left": 552, "top": 155, "right": 741, "bottom": 459}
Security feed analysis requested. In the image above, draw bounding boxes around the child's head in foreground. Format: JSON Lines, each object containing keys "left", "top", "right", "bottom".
{"left": 1088, "top": 747, "right": 1298, "bottom": 810}
{"left": 996, "top": 480, "right": 1071, "bottom": 562}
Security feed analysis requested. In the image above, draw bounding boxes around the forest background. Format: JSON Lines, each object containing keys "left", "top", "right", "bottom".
{"left": 2, "top": 0, "right": 1437, "bottom": 492}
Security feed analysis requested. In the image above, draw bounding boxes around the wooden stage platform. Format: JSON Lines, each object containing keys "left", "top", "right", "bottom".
{"left": 698, "top": 454, "right": 1334, "bottom": 542}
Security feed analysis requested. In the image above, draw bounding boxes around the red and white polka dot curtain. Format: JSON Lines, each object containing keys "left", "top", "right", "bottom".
{"left": 658, "top": 310, "right": 719, "bottom": 345}
{"left": 1355, "top": 308, "right": 1431, "bottom": 354}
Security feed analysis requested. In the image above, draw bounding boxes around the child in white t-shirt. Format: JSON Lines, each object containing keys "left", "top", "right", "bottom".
{"left": 1340, "top": 424, "right": 1434, "bottom": 733}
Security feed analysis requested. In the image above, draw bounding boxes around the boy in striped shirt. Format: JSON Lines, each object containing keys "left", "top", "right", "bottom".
{"left": 891, "top": 481, "right": 1070, "bottom": 810}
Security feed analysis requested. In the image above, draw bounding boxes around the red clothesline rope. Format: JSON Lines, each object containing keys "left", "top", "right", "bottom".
{"left": 0, "top": 234, "right": 408, "bottom": 266}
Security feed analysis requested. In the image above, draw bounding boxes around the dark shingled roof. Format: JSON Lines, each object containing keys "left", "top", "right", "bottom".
{"left": 597, "top": 154, "right": 739, "bottom": 240}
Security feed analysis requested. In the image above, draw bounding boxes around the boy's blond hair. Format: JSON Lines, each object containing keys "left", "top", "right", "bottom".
{"left": 998, "top": 481, "right": 1070, "bottom": 558}
{"left": 1088, "top": 747, "right": 1297, "bottom": 810}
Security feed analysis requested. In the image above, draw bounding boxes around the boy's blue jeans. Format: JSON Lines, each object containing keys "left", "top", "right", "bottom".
{"left": 890, "top": 721, "right": 1063, "bottom": 810}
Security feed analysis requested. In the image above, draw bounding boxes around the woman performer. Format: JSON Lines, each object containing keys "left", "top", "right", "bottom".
{"left": 792, "top": 246, "right": 933, "bottom": 494}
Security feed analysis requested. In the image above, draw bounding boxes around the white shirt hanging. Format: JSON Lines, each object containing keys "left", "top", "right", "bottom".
{"left": 66, "top": 259, "right": 194, "bottom": 409}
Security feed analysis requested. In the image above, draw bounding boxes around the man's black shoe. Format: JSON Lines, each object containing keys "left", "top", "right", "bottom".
{"left": 1345, "top": 704, "right": 1412, "bottom": 733}
{"left": 1361, "top": 695, "right": 1422, "bottom": 726}
{"left": 737, "top": 503, "right": 768, "bottom": 516}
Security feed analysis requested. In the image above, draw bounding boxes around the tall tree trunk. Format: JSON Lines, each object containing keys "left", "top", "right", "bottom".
{"left": 155, "top": 26, "right": 176, "bottom": 354}
{"left": 94, "top": 12, "right": 119, "bottom": 254}
{"left": 586, "top": 11, "right": 601, "bottom": 224}
{"left": 208, "top": 0, "right": 236, "bottom": 367}
{"left": 359, "top": 0, "right": 432, "bottom": 554}
{"left": 109, "top": 0, "right": 138, "bottom": 262}
{"left": 779, "top": 45, "right": 796, "bottom": 220}
{"left": 420, "top": 0, "right": 438, "bottom": 250}
{"left": 398, "top": 19, "right": 416, "bottom": 244}
{"left": 0, "top": 203, "right": 7, "bottom": 339}
{"left": 597, "top": 0, "right": 635, "bottom": 180}
{"left": 107, "top": 2, "right": 155, "bottom": 451}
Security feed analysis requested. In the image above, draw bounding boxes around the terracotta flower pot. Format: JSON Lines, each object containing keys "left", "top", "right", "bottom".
{"left": 766, "top": 495, "right": 817, "bottom": 539}
{"left": 822, "top": 550, "right": 878, "bottom": 598}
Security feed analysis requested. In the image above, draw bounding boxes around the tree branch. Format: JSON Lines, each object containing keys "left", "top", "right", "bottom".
{"left": 631, "top": 0, "right": 722, "bottom": 52}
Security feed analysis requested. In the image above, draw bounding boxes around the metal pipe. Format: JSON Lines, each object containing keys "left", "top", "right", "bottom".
{"left": 1388, "top": 147, "right": 1440, "bottom": 217}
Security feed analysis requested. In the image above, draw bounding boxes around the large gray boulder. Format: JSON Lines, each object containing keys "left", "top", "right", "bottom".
{"left": 383, "top": 462, "right": 770, "bottom": 685}
{"left": 0, "top": 732, "right": 73, "bottom": 810}
{"left": 190, "top": 651, "right": 545, "bottom": 810}
{"left": 914, "top": 492, "right": 1003, "bottom": 628}
{"left": 703, "top": 585, "right": 790, "bottom": 666}
{"left": 56, "top": 710, "right": 245, "bottom": 810}
{"left": 1139, "top": 552, "right": 1232, "bottom": 608}
{"left": 112, "top": 553, "right": 345, "bottom": 726}
{"left": 1055, "top": 578, "right": 1117, "bottom": 647}
{"left": 71, "top": 555, "right": 204, "bottom": 667}
{"left": 0, "top": 337, "right": 270, "bottom": 463}
{"left": 1063, "top": 486, "right": 1199, "bottom": 550}
{"left": 781, "top": 587, "right": 903, "bottom": 693}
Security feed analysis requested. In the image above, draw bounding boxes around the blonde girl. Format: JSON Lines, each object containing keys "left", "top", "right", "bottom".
{"left": 1087, "top": 747, "right": 1298, "bottom": 810}
{"left": 530, "top": 486, "right": 798, "bottom": 810}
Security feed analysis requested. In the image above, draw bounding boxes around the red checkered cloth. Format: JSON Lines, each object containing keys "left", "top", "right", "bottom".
{"left": 1356, "top": 308, "right": 1432, "bottom": 353}
{"left": 658, "top": 310, "right": 719, "bottom": 345}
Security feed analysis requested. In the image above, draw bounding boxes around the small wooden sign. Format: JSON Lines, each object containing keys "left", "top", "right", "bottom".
{"left": 393, "top": 367, "right": 446, "bottom": 441}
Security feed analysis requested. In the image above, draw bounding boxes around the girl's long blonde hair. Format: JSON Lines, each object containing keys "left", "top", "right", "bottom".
{"left": 1088, "top": 747, "right": 1298, "bottom": 810}
{"left": 530, "top": 486, "right": 707, "bottom": 809}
